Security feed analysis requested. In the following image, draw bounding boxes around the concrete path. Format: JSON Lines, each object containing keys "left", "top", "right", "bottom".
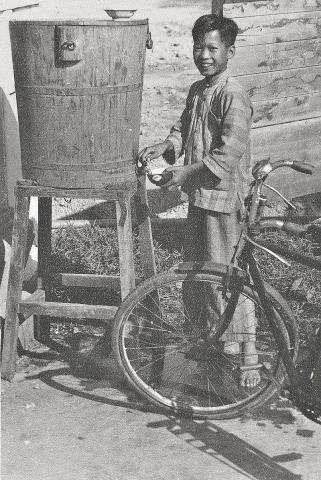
{"left": 2, "top": 356, "right": 321, "bottom": 480}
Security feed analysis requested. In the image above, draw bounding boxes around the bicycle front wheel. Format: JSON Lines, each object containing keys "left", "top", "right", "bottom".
{"left": 112, "top": 268, "right": 298, "bottom": 419}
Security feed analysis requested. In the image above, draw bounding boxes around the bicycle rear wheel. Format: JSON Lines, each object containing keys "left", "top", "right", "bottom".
{"left": 112, "top": 267, "right": 298, "bottom": 419}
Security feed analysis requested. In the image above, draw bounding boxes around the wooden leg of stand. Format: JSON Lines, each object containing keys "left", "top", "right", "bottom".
{"left": 2, "top": 189, "right": 30, "bottom": 380}
{"left": 116, "top": 193, "right": 136, "bottom": 300}
{"left": 136, "top": 175, "right": 157, "bottom": 279}
{"left": 34, "top": 197, "right": 52, "bottom": 343}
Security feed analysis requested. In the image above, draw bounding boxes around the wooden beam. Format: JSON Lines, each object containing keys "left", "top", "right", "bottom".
{"left": 2, "top": 192, "right": 30, "bottom": 381}
{"left": 136, "top": 174, "right": 157, "bottom": 279}
{"left": 252, "top": 92, "right": 321, "bottom": 128}
{"left": 224, "top": 0, "right": 321, "bottom": 18}
{"left": 251, "top": 117, "right": 321, "bottom": 197}
{"left": 235, "top": 11, "right": 321, "bottom": 46}
{"left": 14, "top": 181, "right": 137, "bottom": 200}
{"left": 35, "top": 197, "right": 51, "bottom": 342}
{"left": 48, "top": 272, "right": 142, "bottom": 289}
{"left": 0, "top": 1, "right": 39, "bottom": 13}
{"left": 252, "top": 116, "right": 321, "bottom": 159}
{"left": 269, "top": 164, "right": 321, "bottom": 199}
{"left": 18, "top": 289, "right": 45, "bottom": 319}
{"left": 116, "top": 192, "right": 136, "bottom": 299}
{"left": 18, "top": 300, "right": 117, "bottom": 321}
{"left": 237, "top": 65, "right": 321, "bottom": 103}
{"left": 230, "top": 39, "right": 321, "bottom": 76}
{"left": 212, "top": 0, "right": 225, "bottom": 16}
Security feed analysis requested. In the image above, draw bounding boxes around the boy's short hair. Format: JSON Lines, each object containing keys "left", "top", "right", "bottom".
{"left": 192, "top": 14, "right": 238, "bottom": 46}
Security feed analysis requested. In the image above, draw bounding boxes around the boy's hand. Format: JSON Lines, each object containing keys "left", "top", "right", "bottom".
{"left": 161, "top": 164, "right": 203, "bottom": 190}
{"left": 138, "top": 141, "right": 173, "bottom": 165}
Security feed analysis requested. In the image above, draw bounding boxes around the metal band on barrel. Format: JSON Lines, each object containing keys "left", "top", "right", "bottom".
{"left": 26, "top": 161, "right": 136, "bottom": 173}
{"left": 16, "top": 84, "right": 142, "bottom": 96}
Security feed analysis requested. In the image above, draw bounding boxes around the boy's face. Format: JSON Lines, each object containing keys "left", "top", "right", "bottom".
{"left": 193, "top": 30, "right": 235, "bottom": 78}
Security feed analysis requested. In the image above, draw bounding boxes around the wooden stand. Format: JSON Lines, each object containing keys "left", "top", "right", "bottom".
{"left": 1, "top": 177, "right": 156, "bottom": 380}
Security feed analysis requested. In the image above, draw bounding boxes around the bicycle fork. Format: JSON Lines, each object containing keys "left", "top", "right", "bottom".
{"left": 206, "top": 247, "right": 301, "bottom": 386}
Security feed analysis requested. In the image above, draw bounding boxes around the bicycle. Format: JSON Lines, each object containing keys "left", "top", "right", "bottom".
{"left": 112, "top": 159, "right": 321, "bottom": 422}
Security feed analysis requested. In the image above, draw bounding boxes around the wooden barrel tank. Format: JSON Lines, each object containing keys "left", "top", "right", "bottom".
{"left": 9, "top": 19, "right": 150, "bottom": 188}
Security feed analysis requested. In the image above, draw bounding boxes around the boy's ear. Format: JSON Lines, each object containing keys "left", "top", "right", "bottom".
{"left": 228, "top": 45, "right": 235, "bottom": 59}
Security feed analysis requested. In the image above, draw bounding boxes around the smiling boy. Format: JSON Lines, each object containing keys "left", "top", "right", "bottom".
{"left": 139, "top": 14, "right": 259, "bottom": 387}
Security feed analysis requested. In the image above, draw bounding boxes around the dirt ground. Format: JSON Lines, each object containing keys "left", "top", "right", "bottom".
{"left": 2, "top": 1, "right": 321, "bottom": 479}
{"left": 3, "top": 354, "right": 321, "bottom": 480}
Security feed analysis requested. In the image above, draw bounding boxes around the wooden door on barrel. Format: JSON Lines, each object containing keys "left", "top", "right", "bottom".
{"left": 213, "top": 0, "right": 321, "bottom": 200}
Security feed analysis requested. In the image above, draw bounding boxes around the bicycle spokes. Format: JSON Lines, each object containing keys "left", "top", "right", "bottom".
{"left": 116, "top": 274, "right": 295, "bottom": 417}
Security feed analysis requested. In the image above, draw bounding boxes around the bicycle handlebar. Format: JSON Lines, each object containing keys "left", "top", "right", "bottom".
{"left": 291, "top": 161, "right": 314, "bottom": 175}
{"left": 257, "top": 219, "right": 308, "bottom": 235}
{"left": 254, "top": 218, "right": 321, "bottom": 237}
{"left": 252, "top": 159, "right": 315, "bottom": 179}
{"left": 248, "top": 160, "right": 315, "bottom": 226}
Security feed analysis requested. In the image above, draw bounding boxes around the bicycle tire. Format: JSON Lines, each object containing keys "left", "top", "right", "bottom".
{"left": 112, "top": 267, "right": 298, "bottom": 419}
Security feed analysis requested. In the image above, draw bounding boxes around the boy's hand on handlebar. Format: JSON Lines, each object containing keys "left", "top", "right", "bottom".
{"left": 138, "top": 141, "right": 173, "bottom": 165}
{"left": 252, "top": 159, "right": 273, "bottom": 180}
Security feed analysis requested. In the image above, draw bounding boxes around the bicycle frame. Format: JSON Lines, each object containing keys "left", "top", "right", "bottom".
{"left": 244, "top": 240, "right": 321, "bottom": 421}
{"left": 243, "top": 243, "right": 306, "bottom": 388}
{"left": 237, "top": 161, "right": 321, "bottom": 393}
{"left": 135, "top": 157, "right": 320, "bottom": 419}
{"left": 195, "top": 159, "right": 321, "bottom": 394}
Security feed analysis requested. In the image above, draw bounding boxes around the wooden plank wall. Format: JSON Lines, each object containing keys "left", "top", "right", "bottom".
{"left": 217, "top": 0, "right": 321, "bottom": 198}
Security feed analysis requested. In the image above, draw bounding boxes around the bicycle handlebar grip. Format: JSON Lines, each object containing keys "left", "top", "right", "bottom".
{"left": 282, "top": 221, "right": 308, "bottom": 235}
{"left": 291, "top": 161, "right": 314, "bottom": 175}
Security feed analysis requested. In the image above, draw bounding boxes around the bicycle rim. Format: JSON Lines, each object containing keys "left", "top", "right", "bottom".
{"left": 112, "top": 270, "right": 297, "bottom": 419}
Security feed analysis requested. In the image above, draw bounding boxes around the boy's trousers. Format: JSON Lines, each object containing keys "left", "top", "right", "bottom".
{"left": 183, "top": 204, "right": 256, "bottom": 343}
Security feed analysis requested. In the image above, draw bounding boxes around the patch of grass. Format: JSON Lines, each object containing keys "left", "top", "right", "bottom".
{"left": 51, "top": 225, "right": 123, "bottom": 276}
{"left": 49, "top": 224, "right": 183, "bottom": 340}
{"left": 51, "top": 223, "right": 183, "bottom": 278}
{"left": 255, "top": 231, "right": 321, "bottom": 343}
{"left": 49, "top": 224, "right": 321, "bottom": 346}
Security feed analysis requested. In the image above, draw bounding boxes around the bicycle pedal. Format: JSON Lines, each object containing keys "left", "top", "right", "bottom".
{"left": 280, "top": 388, "right": 291, "bottom": 399}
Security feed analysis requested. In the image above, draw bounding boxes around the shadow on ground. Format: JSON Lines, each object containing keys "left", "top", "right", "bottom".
{"left": 147, "top": 417, "right": 302, "bottom": 480}
{"left": 23, "top": 344, "right": 304, "bottom": 480}
{"left": 57, "top": 188, "right": 184, "bottom": 222}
